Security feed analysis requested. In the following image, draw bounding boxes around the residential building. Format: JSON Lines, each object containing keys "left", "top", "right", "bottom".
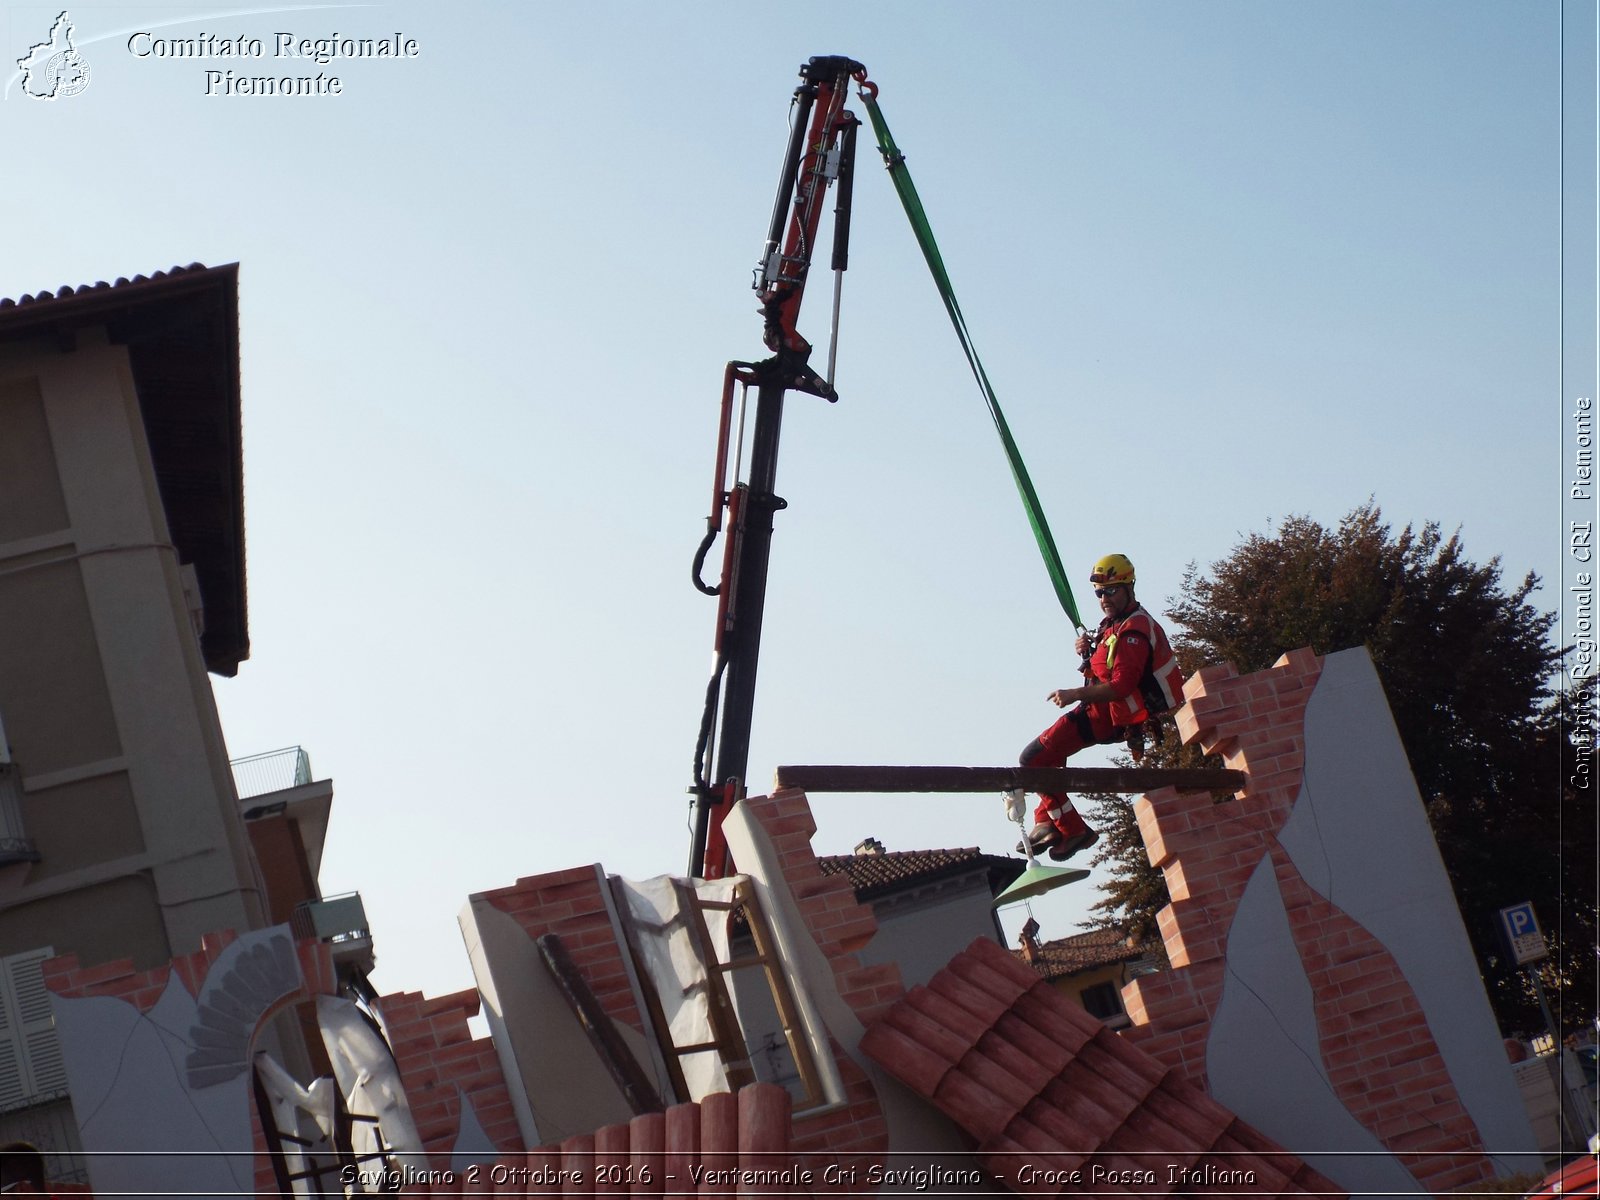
{"left": 815, "top": 840, "right": 1022, "bottom": 988}
{"left": 1016, "top": 922, "right": 1161, "bottom": 1028}
{"left": 0, "top": 266, "right": 371, "bottom": 1192}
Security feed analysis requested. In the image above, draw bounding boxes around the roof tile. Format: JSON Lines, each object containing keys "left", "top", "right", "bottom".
{"left": 992, "top": 1011, "right": 1075, "bottom": 1079}
{"left": 903, "top": 984, "right": 992, "bottom": 1046}
{"left": 1019, "top": 926, "right": 1162, "bottom": 979}
{"left": 817, "top": 845, "right": 1022, "bottom": 898}
{"left": 926, "top": 968, "right": 1012, "bottom": 1028}
{"left": 882, "top": 999, "right": 974, "bottom": 1066}
{"left": 1144, "top": 1076, "right": 1234, "bottom": 1147}
{"left": 1020, "top": 1087, "right": 1119, "bottom": 1152}
{"left": 0, "top": 264, "right": 208, "bottom": 311}
{"left": 930, "top": 1068, "right": 1016, "bottom": 1141}
{"left": 1012, "top": 986, "right": 1100, "bottom": 1052}
{"left": 856, "top": 1022, "right": 947, "bottom": 1096}
{"left": 952, "top": 1047, "right": 1040, "bottom": 1116}
{"left": 862, "top": 937, "right": 1347, "bottom": 1199}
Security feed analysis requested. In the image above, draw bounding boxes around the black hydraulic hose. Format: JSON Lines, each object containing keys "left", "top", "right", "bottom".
{"left": 691, "top": 522, "right": 720, "bottom": 596}
{"left": 691, "top": 654, "right": 728, "bottom": 811}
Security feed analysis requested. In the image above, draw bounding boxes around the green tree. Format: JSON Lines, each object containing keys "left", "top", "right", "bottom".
{"left": 1081, "top": 502, "right": 1589, "bottom": 1032}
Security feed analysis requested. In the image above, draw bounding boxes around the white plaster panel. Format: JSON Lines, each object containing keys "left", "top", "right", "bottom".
{"left": 48, "top": 926, "right": 302, "bottom": 1196}
{"left": 457, "top": 893, "right": 632, "bottom": 1148}
{"left": 53, "top": 973, "right": 254, "bottom": 1195}
{"left": 1279, "top": 647, "right": 1536, "bottom": 1164}
{"left": 1209, "top": 857, "right": 1422, "bottom": 1197}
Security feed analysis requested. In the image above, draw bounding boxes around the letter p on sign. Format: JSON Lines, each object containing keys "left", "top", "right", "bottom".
{"left": 1499, "top": 902, "right": 1549, "bottom": 965}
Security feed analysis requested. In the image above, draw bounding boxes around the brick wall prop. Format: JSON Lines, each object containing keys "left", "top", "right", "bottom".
{"left": 460, "top": 864, "right": 671, "bottom": 1150}
{"left": 860, "top": 936, "right": 1345, "bottom": 1197}
{"left": 379, "top": 986, "right": 522, "bottom": 1170}
{"left": 1122, "top": 646, "right": 1537, "bottom": 1194}
{"left": 460, "top": 795, "right": 971, "bottom": 1176}
{"left": 387, "top": 1082, "right": 854, "bottom": 1197}
{"left": 45, "top": 925, "right": 335, "bottom": 1196}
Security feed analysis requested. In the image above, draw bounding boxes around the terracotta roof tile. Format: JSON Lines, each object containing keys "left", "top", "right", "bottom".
{"left": 0, "top": 264, "right": 211, "bottom": 311}
{"left": 1019, "top": 926, "right": 1161, "bottom": 980}
{"left": 861, "top": 937, "right": 1348, "bottom": 1198}
{"left": 817, "top": 845, "right": 1023, "bottom": 898}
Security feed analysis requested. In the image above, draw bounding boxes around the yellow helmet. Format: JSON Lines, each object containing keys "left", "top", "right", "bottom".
{"left": 1089, "top": 553, "right": 1136, "bottom": 587}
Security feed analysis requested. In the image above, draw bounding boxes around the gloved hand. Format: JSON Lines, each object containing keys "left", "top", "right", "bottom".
{"left": 1002, "top": 788, "right": 1026, "bottom": 824}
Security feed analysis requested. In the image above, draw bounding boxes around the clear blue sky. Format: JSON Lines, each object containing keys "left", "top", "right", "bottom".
{"left": 0, "top": 1, "right": 1572, "bottom": 1001}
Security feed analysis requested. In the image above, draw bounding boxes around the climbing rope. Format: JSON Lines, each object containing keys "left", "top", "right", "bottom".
{"left": 858, "top": 87, "right": 1086, "bottom": 633}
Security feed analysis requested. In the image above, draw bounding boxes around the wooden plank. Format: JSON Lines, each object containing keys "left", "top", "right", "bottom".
{"left": 733, "top": 880, "right": 825, "bottom": 1111}
{"left": 535, "top": 933, "right": 666, "bottom": 1115}
{"left": 772, "top": 764, "right": 1245, "bottom": 794}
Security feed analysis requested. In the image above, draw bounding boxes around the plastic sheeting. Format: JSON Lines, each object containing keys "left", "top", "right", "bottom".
{"left": 616, "top": 874, "right": 743, "bottom": 1102}
{"left": 317, "top": 995, "right": 430, "bottom": 1183}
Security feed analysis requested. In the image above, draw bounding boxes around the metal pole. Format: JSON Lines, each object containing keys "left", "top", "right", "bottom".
{"left": 1529, "top": 968, "right": 1594, "bottom": 1151}
{"left": 690, "top": 371, "right": 787, "bottom": 871}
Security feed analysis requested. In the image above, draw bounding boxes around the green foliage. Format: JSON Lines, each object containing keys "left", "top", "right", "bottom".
{"left": 1083, "top": 501, "right": 1591, "bottom": 1033}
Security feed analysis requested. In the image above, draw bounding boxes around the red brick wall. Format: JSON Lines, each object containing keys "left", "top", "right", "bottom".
{"left": 474, "top": 799, "right": 898, "bottom": 1163}
{"left": 379, "top": 988, "right": 522, "bottom": 1164}
{"left": 735, "top": 787, "right": 902, "bottom": 1158}
{"left": 44, "top": 927, "right": 335, "bottom": 1014}
{"left": 394, "top": 1083, "right": 824, "bottom": 1198}
{"left": 1120, "top": 648, "right": 1494, "bottom": 1193}
{"left": 475, "top": 865, "right": 646, "bottom": 1036}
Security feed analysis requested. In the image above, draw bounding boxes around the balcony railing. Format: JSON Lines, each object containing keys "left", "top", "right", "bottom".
{"left": 292, "top": 892, "right": 375, "bottom": 975}
{"left": 0, "top": 764, "right": 38, "bottom": 867}
{"left": 230, "top": 746, "right": 312, "bottom": 801}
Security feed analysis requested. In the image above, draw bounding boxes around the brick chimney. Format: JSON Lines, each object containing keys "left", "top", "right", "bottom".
{"left": 1018, "top": 917, "right": 1042, "bottom": 964}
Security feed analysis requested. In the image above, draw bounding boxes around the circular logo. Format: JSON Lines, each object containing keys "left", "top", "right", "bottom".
{"left": 46, "top": 50, "right": 90, "bottom": 98}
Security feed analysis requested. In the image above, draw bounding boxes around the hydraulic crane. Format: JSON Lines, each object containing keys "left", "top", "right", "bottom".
{"left": 684, "top": 60, "right": 1208, "bottom": 890}
{"left": 689, "top": 55, "right": 870, "bottom": 877}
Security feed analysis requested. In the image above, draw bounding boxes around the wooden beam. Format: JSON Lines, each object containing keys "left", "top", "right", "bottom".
{"left": 772, "top": 764, "right": 1244, "bottom": 795}
{"left": 535, "top": 933, "right": 665, "bottom": 1115}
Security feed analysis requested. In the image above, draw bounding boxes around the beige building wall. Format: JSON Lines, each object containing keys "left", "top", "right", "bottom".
{"left": 0, "top": 327, "right": 263, "bottom": 971}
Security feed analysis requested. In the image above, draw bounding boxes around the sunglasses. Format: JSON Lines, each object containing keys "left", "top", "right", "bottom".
{"left": 1093, "top": 586, "right": 1124, "bottom": 598}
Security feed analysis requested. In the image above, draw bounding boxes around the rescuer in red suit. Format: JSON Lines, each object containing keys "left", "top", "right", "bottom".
{"left": 1012, "top": 554, "right": 1185, "bottom": 862}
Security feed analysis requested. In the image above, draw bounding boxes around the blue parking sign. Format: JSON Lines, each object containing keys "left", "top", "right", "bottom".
{"left": 1499, "top": 902, "right": 1548, "bottom": 965}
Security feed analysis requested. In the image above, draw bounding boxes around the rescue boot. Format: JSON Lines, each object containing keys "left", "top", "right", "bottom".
{"left": 1046, "top": 811, "right": 1099, "bottom": 862}
{"left": 1016, "top": 823, "right": 1061, "bottom": 856}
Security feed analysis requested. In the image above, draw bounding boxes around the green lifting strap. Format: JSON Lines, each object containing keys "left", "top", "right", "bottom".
{"left": 861, "top": 93, "right": 1086, "bottom": 632}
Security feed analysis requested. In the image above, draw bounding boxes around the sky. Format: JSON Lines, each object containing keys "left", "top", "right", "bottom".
{"left": 0, "top": 0, "right": 1588, "bottom": 1004}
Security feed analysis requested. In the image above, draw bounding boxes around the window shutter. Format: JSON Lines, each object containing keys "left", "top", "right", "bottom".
{"left": 0, "top": 948, "right": 64, "bottom": 1105}
{"left": 0, "top": 970, "right": 26, "bottom": 1109}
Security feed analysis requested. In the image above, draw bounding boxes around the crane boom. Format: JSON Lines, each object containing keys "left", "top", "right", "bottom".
{"left": 689, "top": 55, "right": 868, "bottom": 877}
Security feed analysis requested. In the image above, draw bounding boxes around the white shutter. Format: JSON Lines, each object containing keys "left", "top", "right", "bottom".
{"left": 0, "top": 948, "right": 65, "bottom": 1105}
{"left": 0, "top": 962, "right": 26, "bottom": 1109}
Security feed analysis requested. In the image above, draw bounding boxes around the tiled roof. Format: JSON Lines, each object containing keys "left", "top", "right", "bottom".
{"left": 817, "top": 846, "right": 1024, "bottom": 899}
{"left": 0, "top": 264, "right": 212, "bottom": 316}
{"left": 859, "top": 937, "right": 1346, "bottom": 1197}
{"left": 1020, "top": 927, "right": 1162, "bottom": 981}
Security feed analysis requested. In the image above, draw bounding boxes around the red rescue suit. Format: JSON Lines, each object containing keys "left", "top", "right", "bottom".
{"left": 1022, "top": 605, "right": 1184, "bottom": 832}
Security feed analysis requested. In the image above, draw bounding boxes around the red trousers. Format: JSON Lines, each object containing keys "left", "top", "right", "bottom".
{"left": 1021, "top": 704, "right": 1120, "bottom": 832}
